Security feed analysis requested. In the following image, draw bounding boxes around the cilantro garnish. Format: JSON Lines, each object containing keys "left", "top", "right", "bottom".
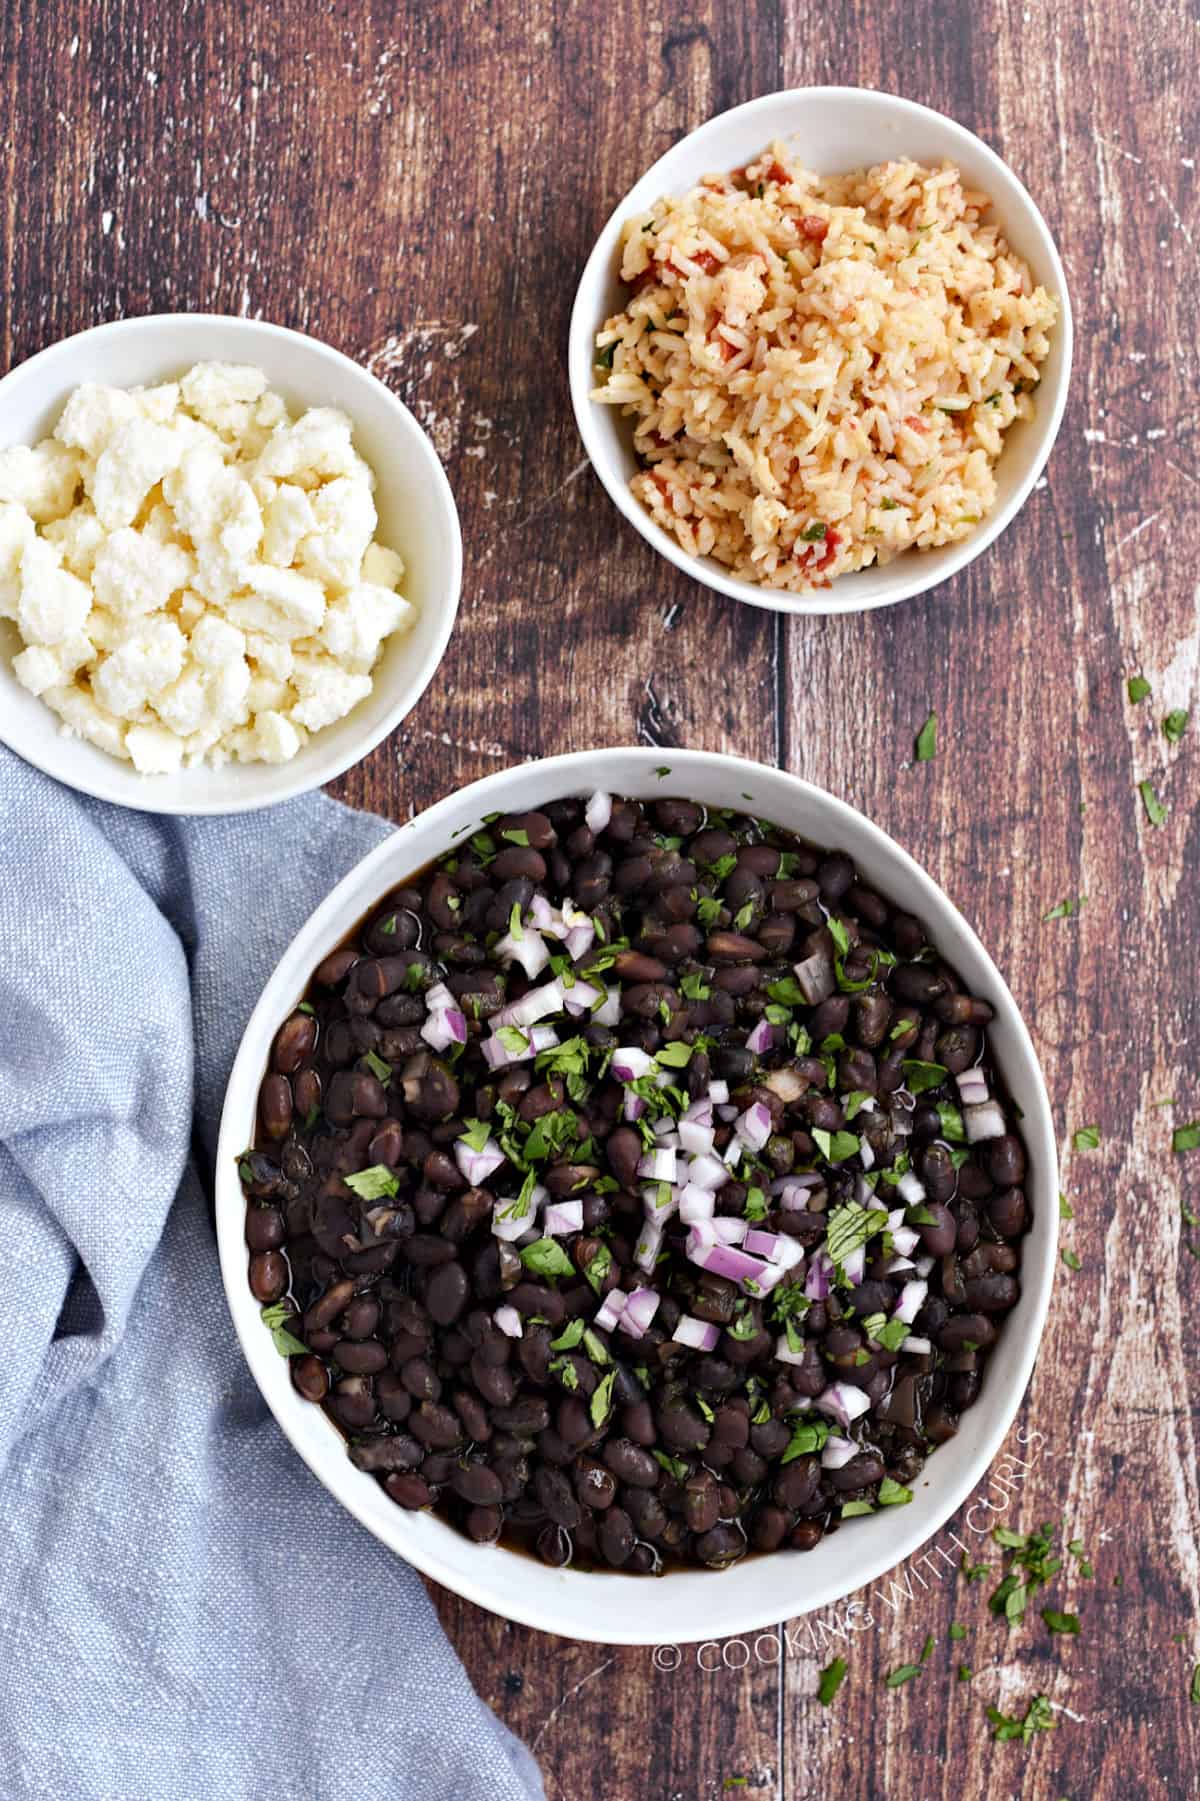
{"left": 914, "top": 712, "right": 937, "bottom": 762}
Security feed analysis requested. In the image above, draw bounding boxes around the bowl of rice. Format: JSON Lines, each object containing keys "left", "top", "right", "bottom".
{"left": 569, "top": 88, "right": 1072, "bottom": 615}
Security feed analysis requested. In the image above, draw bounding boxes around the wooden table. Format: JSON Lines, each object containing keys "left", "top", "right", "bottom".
{"left": 5, "top": 2, "right": 1197, "bottom": 1794}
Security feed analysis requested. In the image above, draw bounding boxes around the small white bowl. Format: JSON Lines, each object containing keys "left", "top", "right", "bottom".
{"left": 569, "top": 87, "right": 1073, "bottom": 617}
{"left": 0, "top": 314, "right": 462, "bottom": 814}
{"left": 217, "top": 746, "right": 1058, "bottom": 1645}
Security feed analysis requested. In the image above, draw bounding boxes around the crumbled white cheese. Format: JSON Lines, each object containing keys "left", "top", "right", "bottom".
{"left": 6, "top": 362, "right": 416, "bottom": 771}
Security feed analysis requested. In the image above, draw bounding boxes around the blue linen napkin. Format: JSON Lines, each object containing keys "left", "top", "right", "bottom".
{"left": 0, "top": 745, "right": 545, "bottom": 1801}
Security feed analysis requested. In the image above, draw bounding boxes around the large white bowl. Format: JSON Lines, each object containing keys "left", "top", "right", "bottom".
{"left": 217, "top": 747, "right": 1058, "bottom": 1644}
{"left": 569, "top": 88, "right": 1073, "bottom": 617}
{"left": 0, "top": 314, "right": 462, "bottom": 814}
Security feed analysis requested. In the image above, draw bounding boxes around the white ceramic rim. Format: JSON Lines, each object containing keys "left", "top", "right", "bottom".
{"left": 0, "top": 313, "right": 463, "bottom": 814}
{"left": 216, "top": 747, "right": 1058, "bottom": 1643}
{"left": 568, "top": 86, "right": 1075, "bottom": 617}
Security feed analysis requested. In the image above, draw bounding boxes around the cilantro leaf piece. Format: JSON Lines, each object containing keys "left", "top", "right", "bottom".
{"left": 885, "top": 1661, "right": 923, "bottom": 1687}
{"left": 841, "top": 1499, "right": 874, "bottom": 1517}
{"left": 1058, "top": 1191, "right": 1075, "bottom": 1219}
{"left": 878, "top": 1477, "right": 912, "bottom": 1506}
{"left": 901, "top": 1059, "right": 948, "bottom": 1094}
{"left": 260, "top": 1303, "right": 307, "bottom": 1357}
{"left": 1041, "top": 1608, "right": 1080, "bottom": 1635}
{"left": 550, "top": 1319, "right": 585, "bottom": 1351}
{"left": 519, "top": 1238, "right": 575, "bottom": 1279}
{"left": 817, "top": 1656, "right": 847, "bottom": 1705}
{"left": 1163, "top": 708, "right": 1189, "bottom": 744}
{"left": 361, "top": 1049, "right": 392, "bottom": 1083}
{"left": 1127, "top": 674, "right": 1151, "bottom": 703}
{"left": 589, "top": 1370, "right": 615, "bottom": 1428}
{"left": 781, "top": 1416, "right": 830, "bottom": 1464}
{"left": 344, "top": 1164, "right": 400, "bottom": 1200}
{"left": 1073, "top": 1125, "right": 1100, "bottom": 1150}
{"left": 1172, "top": 1122, "right": 1200, "bottom": 1153}
{"left": 949, "top": 1622, "right": 967, "bottom": 1641}
{"left": 1139, "top": 779, "right": 1168, "bottom": 826}
{"left": 1043, "top": 896, "right": 1086, "bottom": 922}
{"left": 824, "top": 1201, "right": 887, "bottom": 1267}
{"left": 458, "top": 1118, "right": 491, "bottom": 1153}
{"left": 502, "top": 827, "right": 531, "bottom": 846}
{"left": 914, "top": 712, "right": 937, "bottom": 762}
{"left": 986, "top": 1695, "right": 1056, "bottom": 1744}
{"left": 812, "top": 1128, "right": 861, "bottom": 1165}
{"left": 1061, "top": 1247, "right": 1082, "bottom": 1271}
{"left": 583, "top": 1243, "right": 612, "bottom": 1294}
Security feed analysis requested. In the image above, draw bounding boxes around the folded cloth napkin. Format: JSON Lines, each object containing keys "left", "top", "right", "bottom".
{"left": 0, "top": 746, "right": 544, "bottom": 1801}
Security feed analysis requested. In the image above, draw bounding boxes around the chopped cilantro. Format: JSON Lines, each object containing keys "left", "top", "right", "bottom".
{"left": 361, "top": 1049, "right": 391, "bottom": 1083}
{"left": 1058, "top": 1192, "right": 1075, "bottom": 1219}
{"left": 901, "top": 1059, "right": 948, "bottom": 1094}
{"left": 817, "top": 1656, "right": 847, "bottom": 1704}
{"left": 458, "top": 1118, "right": 491, "bottom": 1153}
{"left": 1061, "top": 1247, "right": 1082, "bottom": 1271}
{"left": 1172, "top": 1122, "right": 1200, "bottom": 1153}
{"left": 1041, "top": 1608, "right": 1080, "bottom": 1636}
{"left": 1043, "top": 896, "right": 1086, "bottom": 922}
{"left": 812, "top": 1128, "right": 861, "bottom": 1165}
{"left": 878, "top": 1477, "right": 912, "bottom": 1506}
{"left": 652, "top": 1449, "right": 689, "bottom": 1481}
{"left": 1163, "top": 708, "right": 1189, "bottom": 743}
{"left": 1127, "top": 674, "right": 1151, "bottom": 703}
{"left": 344, "top": 1164, "right": 400, "bottom": 1200}
{"left": 260, "top": 1302, "right": 307, "bottom": 1358}
{"left": 914, "top": 712, "right": 937, "bottom": 762}
{"left": 1073, "top": 1125, "right": 1100, "bottom": 1150}
{"left": 519, "top": 1238, "right": 575, "bottom": 1279}
{"left": 1139, "top": 779, "right": 1168, "bottom": 826}
{"left": 987, "top": 1695, "right": 1056, "bottom": 1744}
{"left": 589, "top": 1370, "right": 615, "bottom": 1428}
{"left": 949, "top": 1623, "right": 967, "bottom": 1641}
{"left": 781, "top": 1416, "right": 830, "bottom": 1463}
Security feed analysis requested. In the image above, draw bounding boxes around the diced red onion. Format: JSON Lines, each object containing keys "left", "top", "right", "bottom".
{"left": 894, "top": 1277, "right": 928, "bottom": 1323}
{"left": 493, "top": 1304, "right": 523, "bottom": 1339}
{"left": 593, "top": 1288, "right": 628, "bottom": 1332}
{"left": 716, "top": 1103, "right": 738, "bottom": 1123}
{"left": 672, "top": 1314, "right": 720, "bottom": 1352}
{"left": 527, "top": 1023, "right": 560, "bottom": 1053}
{"left": 497, "top": 927, "right": 551, "bottom": 981}
{"left": 774, "top": 1332, "right": 809, "bottom": 1367}
{"left": 713, "top": 1217, "right": 749, "bottom": 1245}
{"left": 637, "top": 1147, "right": 678, "bottom": 1184}
{"left": 679, "top": 1184, "right": 716, "bottom": 1224}
{"left": 421, "top": 1007, "right": 466, "bottom": 1052}
{"left": 612, "top": 1046, "right": 655, "bottom": 1082}
{"left": 841, "top": 1245, "right": 866, "bottom": 1287}
{"left": 623, "top": 1090, "right": 646, "bottom": 1123}
{"left": 914, "top": 1253, "right": 935, "bottom": 1277}
{"left": 820, "top": 1433, "right": 858, "bottom": 1470}
{"left": 481, "top": 1031, "right": 527, "bottom": 1070}
{"left": 565, "top": 921, "right": 594, "bottom": 959}
{"left": 881, "top": 1255, "right": 916, "bottom": 1276}
{"left": 890, "top": 1224, "right": 921, "bottom": 1257}
{"left": 735, "top": 1102, "right": 772, "bottom": 1151}
{"left": 752, "top": 1261, "right": 788, "bottom": 1294}
{"left": 496, "top": 977, "right": 564, "bottom": 1029}
{"left": 425, "top": 981, "right": 455, "bottom": 1013}
{"left": 634, "top": 1218, "right": 664, "bottom": 1273}
{"left": 744, "top": 1227, "right": 780, "bottom": 1258}
{"left": 707, "top": 1079, "right": 730, "bottom": 1105}
{"left": 529, "top": 894, "right": 558, "bottom": 934}
{"left": 622, "top": 1286, "right": 661, "bottom": 1333}
{"left": 721, "top": 1135, "right": 744, "bottom": 1169}
{"left": 805, "top": 1252, "right": 833, "bottom": 1299}
{"left": 896, "top": 1170, "right": 926, "bottom": 1205}
{"left": 543, "top": 1199, "right": 584, "bottom": 1236}
{"left": 585, "top": 789, "right": 612, "bottom": 834}
{"left": 640, "top": 1181, "right": 679, "bottom": 1220}
{"left": 492, "top": 1204, "right": 533, "bottom": 1242}
{"left": 685, "top": 1221, "right": 718, "bottom": 1254}
{"left": 815, "top": 1381, "right": 872, "bottom": 1428}
{"left": 681, "top": 1096, "right": 714, "bottom": 1125}
{"left": 651, "top": 1119, "right": 679, "bottom": 1144}
{"left": 859, "top": 1138, "right": 875, "bottom": 1170}
{"left": 678, "top": 1118, "right": 715, "bottom": 1157}
{"left": 693, "top": 1241, "right": 770, "bottom": 1285}
{"left": 794, "top": 950, "right": 835, "bottom": 1005}
{"left": 685, "top": 1152, "right": 727, "bottom": 1193}
{"left": 593, "top": 986, "right": 622, "bottom": 1027}
{"left": 956, "top": 1066, "right": 989, "bottom": 1105}
{"left": 562, "top": 977, "right": 603, "bottom": 1016}
{"left": 455, "top": 1136, "right": 506, "bottom": 1184}
{"left": 902, "top": 1334, "right": 932, "bottom": 1354}
{"left": 964, "top": 1099, "right": 1007, "bottom": 1143}
{"left": 745, "top": 1017, "right": 774, "bottom": 1056}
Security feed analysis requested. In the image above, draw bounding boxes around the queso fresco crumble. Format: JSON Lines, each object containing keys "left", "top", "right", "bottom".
{"left": 0, "top": 362, "right": 416, "bottom": 773}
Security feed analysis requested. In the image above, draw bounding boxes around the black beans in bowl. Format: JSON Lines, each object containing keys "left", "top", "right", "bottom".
{"left": 238, "top": 791, "right": 1029, "bottom": 1573}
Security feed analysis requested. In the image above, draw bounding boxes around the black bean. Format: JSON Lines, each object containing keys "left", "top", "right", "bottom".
{"left": 334, "top": 1338, "right": 387, "bottom": 1374}
{"left": 245, "top": 1206, "right": 285, "bottom": 1252}
{"left": 987, "top": 1187, "right": 1028, "bottom": 1237}
{"left": 694, "top": 1523, "right": 745, "bottom": 1568}
{"left": 450, "top": 1461, "right": 504, "bottom": 1506}
{"left": 410, "top": 1403, "right": 465, "bottom": 1450}
{"left": 258, "top": 1074, "right": 293, "bottom": 1140}
{"left": 349, "top": 1434, "right": 422, "bottom": 1474}
{"left": 248, "top": 1250, "right": 287, "bottom": 1304}
{"left": 291, "top": 1355, "right": 328, "bottom": 1403}
{"left": 772, "top": 1455, "right": 820, "bottom": 1510}
{"left": 602, "top": 1438, "right": 659, "bottom": 1488}
{"left": 986, "top": 1134, "right": 1026, "bottom": 1188}
{"left": 425, "top": 1261, "right": 469, "bottom": 1325}
{"left": 963, "top": 1273, "right": 1020, "bottom": 1313}
{"left": 915, "top": 1200, "right": 957, "bottom": 1257}
{"left": 937, "top": 1313, "right": 996, "bottom": 1353}
{"left": 385, "top": 1473, "right": 434, "bottom": 1510}
{"left": 828, "top": 1452, "right": 885, "bottom": 1492}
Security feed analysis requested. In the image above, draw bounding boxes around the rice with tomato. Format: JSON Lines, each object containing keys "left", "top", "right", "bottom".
{"left": 590, "top": 146, "right": 1059, "bottom": 592}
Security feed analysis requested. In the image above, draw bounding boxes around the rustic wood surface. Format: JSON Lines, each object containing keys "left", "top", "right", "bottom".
{"left": 4, "top": 1, "right": 1198, "bottom": 1795}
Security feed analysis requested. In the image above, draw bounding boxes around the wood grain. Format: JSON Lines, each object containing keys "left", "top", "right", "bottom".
{"left": 3, "top": 1, "right": 1198, "bottom": 1795}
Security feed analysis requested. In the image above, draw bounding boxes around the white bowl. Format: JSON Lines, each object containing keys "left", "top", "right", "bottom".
{"left": 216, "top": 746, "right": 1058, "bottom": 1645}
{"left": 0, "top": 314, "right": 462, "bottom": 814}
{"left": 569, "top": 87, "right": 1073, "bottom": 617}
